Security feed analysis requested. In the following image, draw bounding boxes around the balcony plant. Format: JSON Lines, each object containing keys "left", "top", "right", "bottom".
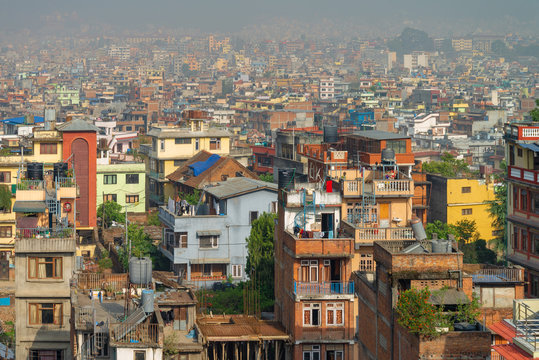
{"left": 0, "top": 185, "right": 11, "bottom": 213}
{"left": 396, "top": 288, "right": 444, "bottom": 339}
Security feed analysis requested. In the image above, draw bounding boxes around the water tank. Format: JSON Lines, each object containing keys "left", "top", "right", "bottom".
{"left": 129, "top": 257, "right": 152, "bottom": 285}
{"left": 278, "top": 168, "right": 295, "bottom": 190}
{"left": 323, "top": 125, "right": 338, "bottom": 143}
{"left": 44, "top": 108, "right": 56, "bottom": 122}
{"left": 410, "top": 217, "right": 427, "bottom": 241}
{"left": 27, "top": 163, "right": 43, "bottom": 180}
{"left": 53, "top": 162, "right": 68, "bottom": 180}
{"left": 381, "top": 148, "right": 396, "bottom": 164}
{"left": 431, "top": 239, "right": 452, "bottom": 253}
{"left": 141, "top": 289, "right": 154, "bottom": 314}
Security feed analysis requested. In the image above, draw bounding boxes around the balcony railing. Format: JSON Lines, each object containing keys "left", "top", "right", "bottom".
{"left": 355, "top": 227, "right": 414, "bottom": 241}
{"left": 17, "top": 179, "right": 43, "bottom": 190}
{"left": 16, "top": 227, "right": 74, "bottom": 239}
{"left": 373, "top": 179, "right": 412, "bottom": 195}
{"left": 110, "top": 323, "right": 161, "bottom": 346}
{"left": 508, "top": 165, "right": 539, "bottom": 185}
{"left": 190, "top": 275, "right": 227, "bottom": 281}
{"left": 294, "top": 281, "right": 354, "bottom": 296}
{"left": 150, "top": 193, "right": 165, "bottom": 204}
{"left": 149, "top": 170, "right": 165, "bottom": 180}
{"left": 57, "top": 176, "right": 75, "bottom": 188}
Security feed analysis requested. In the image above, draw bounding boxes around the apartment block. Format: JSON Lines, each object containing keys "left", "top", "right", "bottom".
{"left": 96, "top": 163, "right": 146, "bottom": 213}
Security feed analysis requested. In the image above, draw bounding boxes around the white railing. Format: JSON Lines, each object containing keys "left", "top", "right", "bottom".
{"left": 374, "top": 179, "right": 411, "bottom": 193}
{"left": 522, "top": 128, "right": 539, "bottom": 138}
{"left": 356, "top": 227, "right": 414, "bottom": 241}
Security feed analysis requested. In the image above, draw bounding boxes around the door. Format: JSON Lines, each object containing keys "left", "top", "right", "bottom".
{"left": 379, "top": 203, "right": 390, "bottom": 227}
{"left": 321, "top": 213, "right": 334, "bottom": 238}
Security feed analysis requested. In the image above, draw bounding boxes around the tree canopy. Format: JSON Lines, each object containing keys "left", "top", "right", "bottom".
{"left": 421, "top": 152, "right": 471, "bottom": 178}
{"left": 97, "top": 201, "right": 125, "bottom": 228}
{"left": 487, "top": 162, "right": 507, "bottom": 253}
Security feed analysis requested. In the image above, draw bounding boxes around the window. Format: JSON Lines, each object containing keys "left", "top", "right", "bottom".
{"left": 29, "top": 350, "right": 64, "bottom": 360}
{"left": 300, "top": 260, "right": 318, "bottom": 282}
{"left": 522, "top": 230, "right": 528, "bottom": 251}
{"left": 29, "top": 303, "right": 63, "bottom": 325}
{"left": 175, "top": 138, "right": 191, "bottom": 144}
{"left": 249, "top": 211, "right": 259, "bottom": 224}
{"left": 514, "top": 187, "right": 519, "bottom": 209}
{"left": 461, "top": 208, "right": 472, "bottom": 215}
{"left": 518, "top": 148, "right": 523, "bottom": 157}
{"left": 326, "top": 350, "right": 344, "bottom": 360}
{"left": 203, "top": 264, "right": 212, "bottom": 277}
{"left": 461, "top": 187, "right": 471, "bottom": 193}
{"left": 533, "top": 192, "right": 539, "bottom": 214}
{"left": 360, "top": 253, "right": 374, "bottom": 272}
{"left": 199, "top": 235, "right": 219, "bottom": 249}
{"left": 126, "top": 195, "right": 139, "bottom": 203}
{"left": 174, "top": 160, "right": 183, "bottom": 167}
{"left": 303, "top": 345, "right": 320, "bottom": 360}
{"left": 521, "top": 190, "right": 528, "bottom": 211}
{"left": 0, "top": 226, "right": 11, "bottom": 238}
{"left": 126, "top": 174, "right": 139, "bottom": 184}
{"left": 0, "top": 172, "right": 10, "bottom": 183}
{"left": 195, "top": 139, "right": 199, "bottom": 151}
{"left": 326, "top": 303, "right": 344, "bottom": 326}
{"left": 271, "top": 201, "right": 278, "bottom": 213}
{"left": 210, "top": 138, "right": 221, "bottom": 150}
{"left": 104, "top": 175, "right": 117, "bottom": 184}
{"left": 104, "top": 194, "right": 117, "bottom": 202}
{"left": 385, "top": 139, "right": 407, "bottom": 154}
{"left": 509, "top": 145, "right": 515, "bottom": 165}
{"left": 134, "top": 351, "right": 146, "bottom": 360}
{"left": 160, "top": 140, "right": 165, "bottom": 152}
{"left": 178, "top": 233, "right": 188, "bottom": 248}
{"left": 40, "top": 143, "right": 57, "bottom": 155}
{"left": 514, "top": 227, "right": 519, "bottom": 250}
{"left": 303, "top": 303, "right": 320, "bottom": 326}
{"left": 232, "top": 264, "right": 242, "bottom": 278}
{"left": 28, "top": 257, "right": 62, "bottom": 279}
{"left": 534, "top": 233, "right": 539, "bottom": 256}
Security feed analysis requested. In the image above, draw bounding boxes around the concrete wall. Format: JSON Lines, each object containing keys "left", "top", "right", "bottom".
{"left": 97, "top": 163, "right": 146, "bottom": 213}
{"left": 115, "top": 347, "right": 162, "bottom": 360}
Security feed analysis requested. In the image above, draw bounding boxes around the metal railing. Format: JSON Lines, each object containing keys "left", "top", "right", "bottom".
{"left": 17, "top": 179, "right": 43, "bottom": 190}
{"left": 57, "top": 176, "right": 75, "bottom": 187}
{"left": 16, "top": 227, "right": 74, "bottom": 239}
{"left": 475, "top": 268, "right": 523, "bottom": 282}
{"left": 149, "top": 170, "right": 165, "bottom": 180}
{"left": 294, "top": 281, "right": 354, "bottom": 296}
{"left": 76, "top": 273, "right": 128, "bottom": 291}
{"left": 110, "top": 323, "right": 160, "bottom": 346}
{"left": 75, "top": 306, "right": 94, "bottom": 329}
{"left": 514, "top": 301, "right": 539, "bottom": 351}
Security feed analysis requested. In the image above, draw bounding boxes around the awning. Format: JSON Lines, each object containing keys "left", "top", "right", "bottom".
{"left": 13, "top": 201, "right": 46, "bottom": 213}
{"left": 196, "top": 230, "right": 221, "bottom": 237}
{"left": 520, "top": 143, "right": 539, "bottom": 153}
{"left": 190, "top": 258, "right": 230, "bottom": 264}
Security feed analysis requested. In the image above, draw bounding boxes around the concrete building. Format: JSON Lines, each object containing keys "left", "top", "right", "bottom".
{"left": 403, "top": 52, "right": 429, "bottom": 71}
{"left": 158, "top": 177, "right": 277, "bottom": 287}
{"left": 96, "top": 163, "right": 146, "bottom": 214}
{"left": 505, "top": 122, "right": 539, "bottom": 297}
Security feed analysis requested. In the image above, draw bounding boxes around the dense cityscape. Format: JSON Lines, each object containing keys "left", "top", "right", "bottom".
{"left": 0, "top": 1, "right": 537, "bottom": 359}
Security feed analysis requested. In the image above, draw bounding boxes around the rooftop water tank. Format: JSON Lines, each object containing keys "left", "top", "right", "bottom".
{"left": 381, "top": 148, "right": 396, "bottom": 164}
{"left": 431, "top": 239, "right": 452, "bottom": 253}
{"left": 141, "top": 289, "right": 154, "bottom": 314}
{"left": 27, "top": 163, "right": 43, "bottom": 180}
{"left": 53, "top": 162, "right": 68, "bottom": 181}
{"left": 129, "top": 257, "right": 152, "bottom": 285}
{"left": 410, "top": 217, "right": 427, "bottom": 242}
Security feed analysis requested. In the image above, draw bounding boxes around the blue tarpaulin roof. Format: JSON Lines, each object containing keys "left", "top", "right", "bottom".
{"left": 520, "top": 143, "right": 539, "bottom": 153}
{"left": 188, "top": 154, "right": 221, "bottom": 176}
{"left": 1, "top": 116, "right": 44, "bottom": 124}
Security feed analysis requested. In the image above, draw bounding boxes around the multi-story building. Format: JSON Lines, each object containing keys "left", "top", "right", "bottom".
{"left": 144, "top": 112, "right": 231, "bottom": 206}
{"left": 159, "top": 177, "right": 277, "bottom": 286}
{"left": 505, "top": 122, "right": 539, "bottom": 297}
{"left": 452, "top": 38, "right": 473, "bottom": 52}
{"left": 274, "top": 181, "right": 357, "bottom": 359}
{"left": 14, "top": 160, "right": 78, "bottom": 359}
{"left": 427, "top": 174, "right": 496, "bottom": 242}
{"left": 96, "top": 163, "right": 146, "bottom": 214}
{"left": 403, "top": 52, "right": 429, "bottom": 71}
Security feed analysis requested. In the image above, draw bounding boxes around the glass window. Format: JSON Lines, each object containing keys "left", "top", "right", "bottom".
{"left": 533, "top": 193, "right": 539, "bottom": 214}
{"left": 29, "top": 303, "right": 62, "bottom": 325}
{"left": 28, "top": 257, "right": 62, "bottom": 279}
{"left": 134, "top": 351, "right": 146, "bottom": 360}
{"left": 104, "top": 194, "right": 117, "bottom": 202}
{"left": 160, "top": 140, "right": 165, "bottom": 151}
{"left": 104, "top": 175, "right": 117, "bottom": 185}
{"left": 175, "top": 138, "right": 191, "bottom": 144}
{"left": 522, "top": 230, "right": 528, "bottom": 251}
{"left": 534, "top": 233, "right": 539, "bottom": 256}
{"left": 232, "top": 264, "right": 242, "bottom": 278}
{"left": 303, "top": 303, "right": 320, "bottom": 326}
{"left": 461, "top": 208, "right": 472, "bottom": 215}
{"left": 210, "top": 138, "right": 221, "bottom": 150}
{"left": 126, "top": 195, "right": 139, "bottom": 204}
{"left": 385, "top": 140, "right": 407, "bottom": 154}
{"left": 29, "top": 350, "right": 64, "bottom": 360}
{"left": 199, "top": 235, "right": 218, "bottom": 249}
{"left": 461, "top": 187, "right": 471, "bottom": 193}
{"left": 40, "top": 143, "right": 57, "bottom": 155}
{"left": 249, "top": 211, "right": 258, "bottom": 224}
{"left": 0, "top": 172, "right": 10, "bottom": 183}
{"left": 326, "top": 303, "right": 344, "bottom": 326}
{"left": 521, "top": 190, "right": 528, "bottom": 211}
{"left": 0, "top": 226, "right": 11, "bottom": 238}
{"left": 126, "top": 174, "right": 139, "bottom": 184}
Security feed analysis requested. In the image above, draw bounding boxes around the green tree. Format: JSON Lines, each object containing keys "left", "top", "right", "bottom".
{"left": 530, "top": 99, "right": 539, "bottom": 122}
{"left": 425, "top": 220, "right": 457, "bottom": 240}
{"left": 487, "top": 162, "right": 507, "bottom": 253}
{"left": 97, "top": 201, "right": 125, "bottom": 228}
{"left": 179, "top": 189, "right": 201, "bottom": 205}
{"left": 118, "top": 224, "right": 155, "bottom": 270}
{"left": 259, "top": 173, "right": 274, "bottom": 183}
{"left": 461, "top": 239, "right": 498, "bottom": 264}
{"left": 396, "top": 288, "right": 441, "bottom": 338}
{"left": 422, "top": 152, "right": 470, "bottom": 177}
{"left": 246, "top": 212, "right": 277, "bottom": 312}
{"left": 147, "top": 212, "right": 161, "bottom": 226}
{"left": 453, "top": 219, "right": 479, "bottom": 244}
{"left": 0, "top": 185, "right": 12, "bottom": 212}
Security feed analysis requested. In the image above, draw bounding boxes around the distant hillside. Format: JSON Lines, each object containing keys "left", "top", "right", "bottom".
{"left": 388, "top": 27, "right": 435, "bottom": 56}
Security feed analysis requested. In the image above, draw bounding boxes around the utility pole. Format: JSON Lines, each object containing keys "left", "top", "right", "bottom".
{"left": 125, "top": 205, "right": 130, "bottom": 259}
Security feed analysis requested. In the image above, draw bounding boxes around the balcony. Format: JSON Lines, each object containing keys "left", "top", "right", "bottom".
{"left": 57, "top": 177, "right": 77, "bottom": 198}
{"left": 16, "top": 180, "right": 45, "bottom": 201}
{"left": 294, "top": 281, "right": 354, "bottom": 297}
{"left": 110, "top": 322, "right": 162, "bottom": 347}
{"left": 505, "top": 123, "right": 539, "bottom": 142}
{"left": 283, "top": 230, "right": 354, "bottom": 258}
{"left": 373, "top": 179, "right": 413, "bottom": 196}
{"left": 150, "top": 193, "right": 165, "bottom": 205}
{"left": 149, "top": 170, "right": 165, "bottom": 181}
{"left": 15, "top": 229, "right": 76, "bottom": 253}
{"left": 508, "top": 165, "right": 539, "bottom": 186}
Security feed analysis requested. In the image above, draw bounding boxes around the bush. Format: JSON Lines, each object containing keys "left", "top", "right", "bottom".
{"left": 396, "top": 288, "right": 440, "bottom": 338}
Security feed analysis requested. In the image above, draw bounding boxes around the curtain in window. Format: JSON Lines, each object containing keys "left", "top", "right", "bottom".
{"left": 29, "top": 304, "right": 37, "bottom": 324}
{"left": 336, "top": 308, "right": 343, "bottom": 324}
{"left": 54, "top": 258, "right": 62, "bottom": 278}
{"left": 29, "top": 258, "right": 36, "bottom": 278}
{"left": 38, "top": 258, "right": 47, "bottom": 278}
{"left": 54, "top": 303, "right": 62, "bottom": 325}
{"left": 327, "top": 310, "right": 334, "bottom": 325}
{"left": 304, "top": 309, "right": 310, "bottom": 325}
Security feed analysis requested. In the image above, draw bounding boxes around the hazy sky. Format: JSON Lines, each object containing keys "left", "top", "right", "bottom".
{"left": 1, "top": 0, "right": 538, "bottom": 37}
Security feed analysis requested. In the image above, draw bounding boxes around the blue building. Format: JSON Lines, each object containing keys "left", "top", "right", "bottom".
{"left": 158, "top": 177, "right": 277, "bottom": 287}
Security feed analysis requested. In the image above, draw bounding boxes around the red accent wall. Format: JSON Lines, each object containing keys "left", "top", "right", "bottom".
{"left": 62, "top": 131, "right": 97, "bottom": 228}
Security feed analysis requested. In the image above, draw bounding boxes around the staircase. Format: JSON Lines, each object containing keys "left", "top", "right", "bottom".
{"left": 112, "top": 306, "right": 149, "bottom": 341}
{"left": 294, "top": 189, "right": 316, "bottom": 231}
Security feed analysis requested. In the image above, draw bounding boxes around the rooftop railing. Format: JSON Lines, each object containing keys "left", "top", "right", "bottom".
{"left": 294, "top": 281, "right": 354, "bottom": 296}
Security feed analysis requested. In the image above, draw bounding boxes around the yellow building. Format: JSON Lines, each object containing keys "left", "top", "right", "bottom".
{"left": 145, "top": 117, "right": 231, "bottom": 206}
{"left": 427, "top": 174, "right": 496, "bottom": 241}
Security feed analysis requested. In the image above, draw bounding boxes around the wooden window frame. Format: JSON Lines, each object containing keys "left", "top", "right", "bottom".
{"left": 28, "top": 303, "right": 63, "bottom": 325}
{"left": 0, "top": 172, "right": 10, "bottom": 183}
{"left": 28, "top": 257, "right": 63, "bottom": 279}
{"left": 303, "top": 303, "right": 321, "bottom": 326}
{"left": 126, "top": 195, "right": 139, "bottom": 204}
{"left": 0, "top": 226, "right": 11, "bottom": 238}
{"left": 326, "top": 302, "right": 344, "bottom": 326}
{"left": 104, "top": 175, "right": 117, "bottom": 185}
{"left": 104, "top": 194, "right": 117, "bottom": 202}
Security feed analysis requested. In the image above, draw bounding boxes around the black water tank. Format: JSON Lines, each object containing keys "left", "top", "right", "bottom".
{"left": 381, "top": 148, "right": 396, "bottom": 164}
{"left": 278, "top": 168, "right": 295, "bottom": 190}
{"left": 27, "top": 163, "right": 43, "bottom": 180}
{"left": 323, "top": 125, "right": 338, "bottom": 143}
{"left": 53, "top": 162, "right": 68, "bottom": 180}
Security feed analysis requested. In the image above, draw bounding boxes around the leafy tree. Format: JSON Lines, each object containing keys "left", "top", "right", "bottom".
{"left": 179, "top": 189, "right": 201, "bottom": 206}
{"left": 246, "top": 212, "right": 277, "bottom": 312}
{"left": 487, "top": 162, "right": 507, "bottom": 253}
{"left": 422, "top": 152, "right": 470, "bottom": 177}
{"left": 97, "top": 201, "right": 125, "bottom": 228}
{"left": 396, "top": 288, "right": 441, "bottom": 338}
{"left": 118, "top": 224, "right": 155, "bottom": 270}
{"left": 461, "top": 239, "right": 498, "bottom": 265}
{"left": 530, "top": 99, "right": 539, "bottom": 122}
{"left": 425, "top": 220, "right": 457, "bottom": 240}
{"left": 147, "top": 212, "right": 161, "bottom": 226}
{"left": 387, "top": 28, "right": 434, "bottom": 56}
{"left": 0, "top": 185, "right": 11, "bottom": 212}
{"left": 259, "top": 173, "right": 274, "bottom": 183}
{"left": 453, "top": 219, "right": 479, "bottom": 244}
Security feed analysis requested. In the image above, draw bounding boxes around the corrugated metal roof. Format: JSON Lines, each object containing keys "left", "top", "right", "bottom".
{"left": 489, "top": 320, "right": 516, "bottom": 343}
{"left": 57, "top": 118, "right": 98, "bottom": 132}
{"left": 205, "top": 177, "right": 277, "bottom": 199}
{"left": 196, "top": 230, "right": 221, "bottom": 236}
{"left": 349, "top": 130, "right": 410, "bottom": 140}
{"left": 13, "top": 201, "right": 46, "bottom": 213}
{"left": 492, "top": 344, "right": 533, "bottom": 359}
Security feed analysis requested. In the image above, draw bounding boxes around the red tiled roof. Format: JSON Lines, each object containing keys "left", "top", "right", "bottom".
{"left": 492, "top": 344, "right": 533, "bottom": 360}
{"left": 489, "top": 320, "right": 516, "bottom": 343}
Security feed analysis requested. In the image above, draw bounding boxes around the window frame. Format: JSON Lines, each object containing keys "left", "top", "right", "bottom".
{"left": 104, "top": 175, "right": 117, "bottom": 185}
{"left": 210, "top": 138, "right": 221, "bottom": 150}
{"left": 303, "top": 303, "right": 321, "bottom": 327}
{"left": 28, "top": 303, "right": 63, "bottom": 326}
{"left": 104, "top": 194, "right": 117, "bottom": 203}
{"left": 175, "top": 138, "right": 191, "bottom": 145}
{"left": 232, "top": 264, "right": 243, "bottom": 278}
{"left": 249, "top": 211, "right": 259, "bottom": 224}
{"left": 126, "top": 194, "right": 139, "bottom": 204}
{"left": 461, "top": 208, "right": 472, "bottom": 215}
{"left": 199, "top": 235, "right": 219, "bottom": 249}
{"left": 326, "top": 302, "right": 345, "bottom": 326}
{"left": 134, "top": 350, "right": 146, "bottom": 360}
{"left": 28, "top": 256, "right": 63, "bottom": 279}
{"left": 40, "top": 143, "right": 58, "bottom": 155}
{"left": 0, "top": 226, "right": 11, "bottom": 238}
{"left": 125, "top": 174, "right": 139, "bottom": 184}
{"left": 461, "top": 186, "right": 471, "bottom": 193}
{"left": 0, "top": 172, "right": 10, "bottom": 183}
